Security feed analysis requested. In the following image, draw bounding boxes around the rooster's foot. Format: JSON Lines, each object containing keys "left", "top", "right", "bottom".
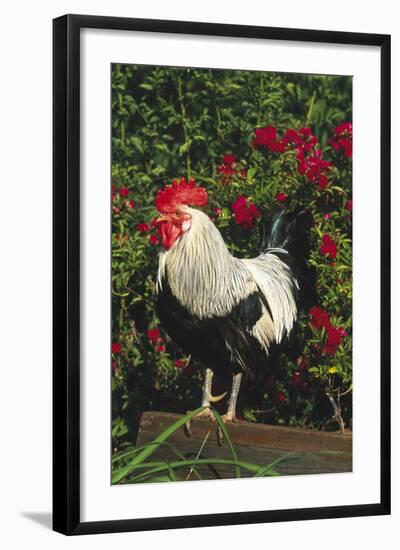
{"left": 185, "top": 407, "right": 215, "bottom": 436}
{"left": 220, "top": 412, "right": 238, "bottom": 423}
{"left": 217, "top": 412, "right": 240, "bottom": 445}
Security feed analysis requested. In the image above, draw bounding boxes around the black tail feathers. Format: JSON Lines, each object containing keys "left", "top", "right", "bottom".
{"left": 259, "top": 208, "right": 318, "bottom": 311}
{"left": 259, "top": 208, "right": 312, "bottom": 257}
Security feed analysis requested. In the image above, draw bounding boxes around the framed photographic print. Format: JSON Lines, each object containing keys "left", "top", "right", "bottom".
{"left": 53, "top": 14, "right": 391, "bottom": 535}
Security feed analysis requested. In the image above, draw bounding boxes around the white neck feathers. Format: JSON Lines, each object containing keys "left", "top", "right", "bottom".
{"left": 157, "top": 208, "right": 255, "bottom": 318}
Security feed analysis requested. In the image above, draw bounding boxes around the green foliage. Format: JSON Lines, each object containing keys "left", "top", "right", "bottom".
{"left": 111, "top": 64, "right": 352, "bottom": 460}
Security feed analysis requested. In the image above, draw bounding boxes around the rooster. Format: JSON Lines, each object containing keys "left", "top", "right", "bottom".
{"left": 154, "top": 179, "right": 314, "bottom": 426}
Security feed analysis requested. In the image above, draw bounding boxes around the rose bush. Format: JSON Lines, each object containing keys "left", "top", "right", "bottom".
{"left": 111, "top": 64, "right": 352, "bottom": 447}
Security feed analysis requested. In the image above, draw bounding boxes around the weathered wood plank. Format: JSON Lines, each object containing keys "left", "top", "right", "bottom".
{"left": 136, "top": 411, "right": 352, "bottom": 479}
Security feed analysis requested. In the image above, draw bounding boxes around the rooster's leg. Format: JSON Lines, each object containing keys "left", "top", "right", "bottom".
{"left": 221, "top": 372, "right": 243, "bottom": 423}
{"left": 185, "top": 368, "right": 226, "bottom": 434}
{"left": 201, "top": 368, "right": 214, "bottom": 407}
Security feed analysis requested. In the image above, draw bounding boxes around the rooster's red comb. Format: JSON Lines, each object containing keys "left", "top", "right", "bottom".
{"left": 155, "top": 178, "right": 208, "bottom": 214}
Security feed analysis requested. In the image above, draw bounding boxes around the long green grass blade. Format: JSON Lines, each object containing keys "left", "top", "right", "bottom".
{"left": 167, "top": 464, "right": 180, "bottom": 482}
{"left": 210, "top": 409, "right": 241, "bottom": 478}
{"left": 254, "top": 452, "right": 298, "bottom": 477}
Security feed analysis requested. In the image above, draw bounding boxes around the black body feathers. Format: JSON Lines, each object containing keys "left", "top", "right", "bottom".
{"left": 156, "top": 272, "right": 268, "bottom": 378}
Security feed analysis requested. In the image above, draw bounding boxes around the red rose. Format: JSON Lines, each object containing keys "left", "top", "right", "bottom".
{"left": 299, "top": 127, "right": 312, "bottom": 136}
{"left": 346, "top": 199, "right": 353, "bottom": 212}
{"left": 126, "top": 199, "right": 136, "bottom": 209}
{"left": 112, "top": 342, "right": 122, "bottom": 354}
{"left": 291, "top": 130, "right": 333, "bottom": 185}
{"left": 323, "top": 325, "right": 342, "bottom": 355}
{"left": 175, "top": 358, "right": 187, "bottom": 368}
{"left": 217, "top": 159, "right": 236, "bottom": 184}
{"left": 297, "top": 160, "right": 307, "bottom": 174}
{"left": 282, "top": 129, "right": 302, "bottom": 146}
{"left": 327, "top": 325, "right": 342, "bottom": 345}
{"left": 323, "top": 324, "right": 347, "bottom": 355}
{"left": 136, "top": 223, "right": 149, "bottom": 233}
{"left": 252, "top": 125, "right": 277, "bottom": 148}
{"left": 344, "top": 143, "right": 352, "bottom": 157}
{"left": 303, "top": 142, "right": 314, "bottom": 152}
{"left": 320, "top": 234, "right": 337, "bottom": 259}
{"left": 322, "top": 343, "right": 337, "bottom": 356}
{"left": 233, "top": 209, "right": 252, "bottom": 227}
{"left": 267, "top": 140, "right": 286, "bottom": 153}
{"left": 231, "top": 196, "right": 247, "bottom": 212}
{"left": 339, "top": 138, "right": 351, "bottom": 150}
{"left": 309, "top": 306, "right": 331, "bottom": 330}
{"left": 218, "top": 164, "right": 235, "bottom": 176}
{"left": 231, "top": 196, "right": 261, "bottom": 228}
{"left": 149, "top": 234, "right": 159, "bottom": 245}
{"left": 155, "top": 344, "right": 165, "bottom": 353}
{"left": 276, "top": 192, "right": 288, "bottom": 203}
{"left": 318, "top": 175, "right": 329, "bottom": 189}
{"left": 252, "top": 125, "right": 289, "bottom": 153}
{"left": 119, "top": 187, "right": 129, "bottom": 198}
{"left": 334, "top": 122, "right": 352, "bottom": 135}
{"left": 297, "top": 148, "right": 305, "bottom": 161}
{"left": 309, "top": 307, "right": 347, "bottom": 356}
{"left": 147, "top": 328, "right": 161, "bottom": 344}
{"left": 330, "top": 121, "right": 352, "bottom": 157}
{"left": 223, "top": 154, "right": 236, "bottom": 166}
{"left": 272, "top": 391, "right": 286, "bottom": 405}
{"left": 248, "top": 203, "right": 261, "bottom": 217}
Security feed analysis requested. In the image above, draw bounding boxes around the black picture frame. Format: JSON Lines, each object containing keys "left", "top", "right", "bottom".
{"left": 53, "top": 14, "right": 391, "bottom": 535}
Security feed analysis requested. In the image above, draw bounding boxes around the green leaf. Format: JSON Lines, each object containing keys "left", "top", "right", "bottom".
{"left": 247, "top": 167, "right": 257, "bottom": 180}
{"left": 243, "top": 409, "right": 257, "bottom": 422}
{"left": 179, "top": 140, "right": 192, "bottom": 155}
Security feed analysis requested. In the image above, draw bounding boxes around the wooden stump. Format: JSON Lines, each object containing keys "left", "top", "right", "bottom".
{"left": 136, "top": 411, "right": 352, "bottom": 480}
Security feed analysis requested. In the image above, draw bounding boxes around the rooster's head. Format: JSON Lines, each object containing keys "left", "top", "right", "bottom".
{"left": 154, "top": 178, "right": 208, "bottom": 249}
